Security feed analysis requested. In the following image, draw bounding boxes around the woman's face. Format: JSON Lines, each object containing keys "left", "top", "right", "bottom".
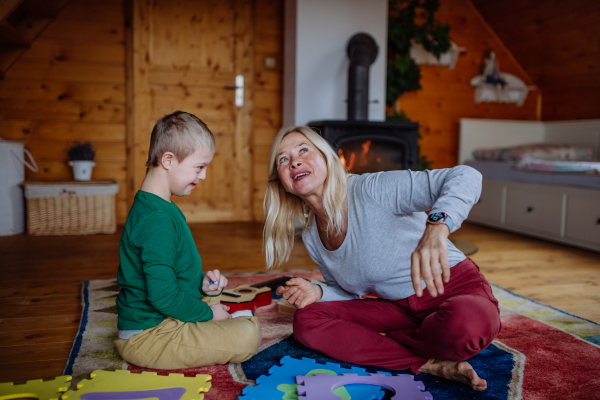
{"left": 276, "top": 132, "right": 328, "bottom": 199}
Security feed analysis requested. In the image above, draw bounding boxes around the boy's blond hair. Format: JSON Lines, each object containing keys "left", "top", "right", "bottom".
{"left": 146, "top": 111, "right": 215, "bottom": 170}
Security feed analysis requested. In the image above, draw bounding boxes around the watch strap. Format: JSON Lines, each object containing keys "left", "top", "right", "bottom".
{"left": 427, "top": 212, "right": 453, "bottom": 231}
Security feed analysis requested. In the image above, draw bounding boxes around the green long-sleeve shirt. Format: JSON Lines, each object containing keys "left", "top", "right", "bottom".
{"left": 116, "top": 190, "right": 213, "bottom": 330}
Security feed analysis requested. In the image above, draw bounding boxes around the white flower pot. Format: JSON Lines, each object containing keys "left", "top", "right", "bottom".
{"left": 69, "top": 160, "right": 96, "bottom": 181}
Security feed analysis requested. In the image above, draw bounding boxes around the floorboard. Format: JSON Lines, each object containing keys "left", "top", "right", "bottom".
{"left": 0, "top": 221, "right": 598, "bottom": 384}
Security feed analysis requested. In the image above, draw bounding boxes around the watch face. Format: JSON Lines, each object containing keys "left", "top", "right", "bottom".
{"left": 429, "top": 212, "right": 445, "bottom": 222}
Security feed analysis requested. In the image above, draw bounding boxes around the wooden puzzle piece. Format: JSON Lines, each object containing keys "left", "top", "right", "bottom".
{"left": 240, "top": 356, "right": 388, "bottom": 400}
{"left": 296, "top": 373, "right": 432, "bottom": 400}
{"left": 0, "top": 376, "right": 72, "bottom": 400}
{"left": 61, "top": 370, "right": 210, "bottom": 400}
{"left": 221, "top": 285, "right": 271, "bottom": 313}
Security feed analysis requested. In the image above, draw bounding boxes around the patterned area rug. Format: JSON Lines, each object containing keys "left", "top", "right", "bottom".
{"left": 65, "top": 271, "right": 600, "bottom": 399}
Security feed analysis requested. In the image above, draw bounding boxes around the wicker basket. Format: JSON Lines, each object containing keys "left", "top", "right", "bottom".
{"left": 24, "top": 181, "right": 119, "bottom": 236}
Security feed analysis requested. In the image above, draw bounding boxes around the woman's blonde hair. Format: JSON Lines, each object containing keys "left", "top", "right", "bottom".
{"left": 263, "top": 126, "right": 352, "bottom": 269}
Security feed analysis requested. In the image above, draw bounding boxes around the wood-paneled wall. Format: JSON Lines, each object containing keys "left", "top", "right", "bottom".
{"left": 1, "top": 0, "right": 284, "bottom": 223}
{"left": 0, "top": 0, "right": 129, "bottom": 223}
{"left": 471, "top": 0, "right": 600, "bottom": 121}
{"left": 251, "top": 0, "right": 283, "bottom": 220}
{"left": 394, "top": 0, "right": 540, "bottom": 168}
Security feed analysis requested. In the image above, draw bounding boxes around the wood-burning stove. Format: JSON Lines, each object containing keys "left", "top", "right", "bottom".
{"left": 308, "top": 33, "right": 420, "bottom": 174}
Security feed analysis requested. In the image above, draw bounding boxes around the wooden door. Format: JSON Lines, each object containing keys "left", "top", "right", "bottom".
{"left": 131, "top": 0, "right": 253, "bottom": 222}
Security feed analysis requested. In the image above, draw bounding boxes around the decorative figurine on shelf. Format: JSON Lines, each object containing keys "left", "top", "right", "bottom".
{"left": 470, "top": 48, "right": 534, "bottom": 107}
{"left": 481, "top": 49, "right": 507, "bottom": 87}
{"left": 67, "top": 141, "right": 96, "bottom": 181}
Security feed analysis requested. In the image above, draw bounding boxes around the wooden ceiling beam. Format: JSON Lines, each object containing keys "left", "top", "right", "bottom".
{"left": 0, "top": 0, "right": 71, "bottom": 79}
{"left": 16, "top": 0, "right": 69, "bottom": 18}
{"left": 0, "top": 20, "right": 26, "bottom": 45}
{"left": 13, "top": 14, "right": 53, "bottom": 43}
{"left": 0, "top": 0, "right": 25, "bottom": 22}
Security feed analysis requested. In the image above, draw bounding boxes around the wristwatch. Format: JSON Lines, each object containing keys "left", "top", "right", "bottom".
{"left": 427, "top": 212, "right": 448, "bottom": 226}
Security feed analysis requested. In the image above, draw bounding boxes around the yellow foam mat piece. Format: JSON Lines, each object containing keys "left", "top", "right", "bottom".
{"left": 61, "top": 370, "right": 211, "bottom": 400}
{"left": 0, "top": 376, "right": 72, "bottom": 400}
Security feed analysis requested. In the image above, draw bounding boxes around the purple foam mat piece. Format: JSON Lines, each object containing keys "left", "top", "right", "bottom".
{"left": 296, "top": 373, "right": 433, "bottom": 400}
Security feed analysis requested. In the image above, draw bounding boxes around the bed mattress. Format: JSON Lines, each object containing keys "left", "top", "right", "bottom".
{"left": 464, "top": 161, "right": 600, "bottom": 190}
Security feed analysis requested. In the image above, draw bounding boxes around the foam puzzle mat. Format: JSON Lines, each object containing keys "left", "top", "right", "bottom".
{"left": 240, "top": 356, "right": 391, "bottom": 400}
{"left": 61, "top": 370, "right": 211, "bottom": 400}
{"left": 0, "top": 376, "right": 72, "bottom": 400}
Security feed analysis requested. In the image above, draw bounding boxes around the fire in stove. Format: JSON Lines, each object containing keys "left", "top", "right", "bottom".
{"left": 338, "top": 139, "right": 405, "bottom": 174}
{"left": 338, "top": 140, "right": 373, "bottom": 171}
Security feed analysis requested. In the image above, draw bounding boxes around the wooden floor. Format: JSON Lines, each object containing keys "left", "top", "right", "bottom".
{"left": 0, "top": 222, "right": 599, "bottom": 383}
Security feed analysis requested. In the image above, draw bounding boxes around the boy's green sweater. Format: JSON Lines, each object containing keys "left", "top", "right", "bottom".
{"left": 116, "top": 190, "right": 213, "bottom": 330}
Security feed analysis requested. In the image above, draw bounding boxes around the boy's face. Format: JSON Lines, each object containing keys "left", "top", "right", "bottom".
{"left": 168, "top": 147, "right": 213, "bottom": 197}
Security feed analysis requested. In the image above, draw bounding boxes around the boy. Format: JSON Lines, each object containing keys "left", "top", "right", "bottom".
{"left": 114, "top": 111, "right": 261, "bottom": 369}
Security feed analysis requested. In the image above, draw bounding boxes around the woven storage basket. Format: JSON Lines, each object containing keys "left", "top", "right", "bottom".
{"left": 24, "top": 181, "right": 119, "bottom": 236}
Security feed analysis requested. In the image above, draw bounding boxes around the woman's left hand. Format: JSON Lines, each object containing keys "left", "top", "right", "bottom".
{"left": 276, "top": 277, "right": 323, "bottom": 309}
{"left": 411, "top": 224, "right": 450, "bottom": 298}
{"left": 202, "top": 269, "right": 228, "bottom": 295}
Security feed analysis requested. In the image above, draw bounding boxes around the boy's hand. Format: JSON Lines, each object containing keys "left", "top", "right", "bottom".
{"left": 210, "top": 304, "right": 232, "bottom": 321}
{"left": 276, "top": 277, "right": 322, "bottom": 309}
{"left": 203, "top": 269, "right": 227, "bottom": 295}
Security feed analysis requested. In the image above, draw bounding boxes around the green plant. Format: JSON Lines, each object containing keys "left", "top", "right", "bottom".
{"left": 417, "top": 155, "right": 432, "bottom": 171}
{"left": 67, "top": 141, "right": 96, "bottom": 161}
{"left": 385, "top": 109, "right": 411, "bottom": 122}
{"left": 386, "top": 0, "right": 451, "bottom": 105}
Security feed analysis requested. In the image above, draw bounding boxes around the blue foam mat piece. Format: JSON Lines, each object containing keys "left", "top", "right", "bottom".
{"left": 239, "top": 355, "right": 390, "bottom": 400}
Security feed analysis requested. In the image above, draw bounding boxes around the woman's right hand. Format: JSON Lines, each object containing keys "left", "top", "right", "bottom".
{"left": 210, "top": 303, "right": 232, "bottom": 321}
{"left": 276, "top": 277, "right": 323, "bottom": 309}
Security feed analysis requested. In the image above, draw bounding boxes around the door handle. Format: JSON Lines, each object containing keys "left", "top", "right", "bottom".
{"left": 224, "top": 74, "right": 244, "bottom": 107}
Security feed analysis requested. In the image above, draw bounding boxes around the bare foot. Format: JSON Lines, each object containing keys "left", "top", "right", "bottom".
{"left": 419, "top": 359, "right": 487, "bottom": 391}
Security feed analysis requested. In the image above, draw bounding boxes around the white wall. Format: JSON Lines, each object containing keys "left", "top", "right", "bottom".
{"left": 545, "top": 120, "right": 600, "bottom": 158}
{"left": 284, "top": 0, "right": 388, "bottom": 126}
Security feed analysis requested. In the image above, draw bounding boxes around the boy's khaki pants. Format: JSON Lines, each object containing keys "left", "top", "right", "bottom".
{"left": 114, "top": 297, "right": 262, "bottom": 369}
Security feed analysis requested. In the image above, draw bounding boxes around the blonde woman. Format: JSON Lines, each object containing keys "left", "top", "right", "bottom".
{"left": 264, "top": 126, "right": 501, "bottom": 391}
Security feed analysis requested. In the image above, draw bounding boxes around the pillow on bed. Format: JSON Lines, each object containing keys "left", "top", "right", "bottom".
{"left": 517, "top": 157, "right": 600, "bottom": 174}
{"left": 473, "top": 144, "right": 594, "bottom": 162}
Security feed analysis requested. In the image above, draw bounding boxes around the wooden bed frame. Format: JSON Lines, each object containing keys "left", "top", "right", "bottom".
{"left": 459, "top": 118, "right": 600, "bottom": 253}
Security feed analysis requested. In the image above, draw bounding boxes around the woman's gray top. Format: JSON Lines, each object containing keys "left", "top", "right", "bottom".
{"left": 301, "top": 166, "right": 482, "bottom": 302}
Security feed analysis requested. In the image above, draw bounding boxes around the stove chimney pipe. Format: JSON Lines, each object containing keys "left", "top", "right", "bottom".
{"left": 346, "top": 33, "right": 378, "bottom": 121}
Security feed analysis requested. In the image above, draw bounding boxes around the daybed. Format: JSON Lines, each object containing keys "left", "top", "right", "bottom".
{"left": 459, "top": 118, "right": 600, "bottom": 253}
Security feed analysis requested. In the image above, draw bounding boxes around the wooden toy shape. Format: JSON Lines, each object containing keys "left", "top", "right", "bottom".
{"left": 61, "top": 370, "right": 211, "bottom": 400}
{"left": 222, "top": 276, "right": 293, "bottom": 313}
{"left": 0, "top": 376, "right": 72, "bottom": 400}
{"left": 277, "top": 298, "right": 297, "bottom": 315}
{"left": 296, "top": 373, "right": 433, "bottom": 400}
{"left": 221, "top": 285, "right": 272, "bottom": 312}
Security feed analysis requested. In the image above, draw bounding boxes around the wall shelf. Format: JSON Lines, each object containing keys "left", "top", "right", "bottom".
{"left": 409, "top": 41, "right": 465, "bottom": 70}
{"left": 470, "top": 73, "right": 535, "bottom": 106}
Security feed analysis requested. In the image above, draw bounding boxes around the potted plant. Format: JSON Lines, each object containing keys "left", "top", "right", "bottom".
{"left": 386, "top": 0, "right": 452, "bottom": 105}
{"left": 67, "top": 141, "right": 96, "bottom": 181}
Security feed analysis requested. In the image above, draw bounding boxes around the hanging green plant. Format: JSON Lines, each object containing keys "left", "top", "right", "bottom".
{"left": 386, "top": 0, "right": 452, "bottom": 106}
